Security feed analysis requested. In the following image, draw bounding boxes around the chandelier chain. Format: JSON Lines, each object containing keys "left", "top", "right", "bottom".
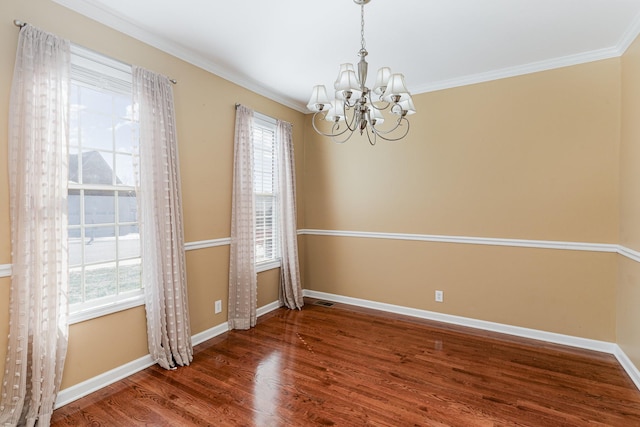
{"left": 360, "top": 3, "right": 366, "bottom": 51}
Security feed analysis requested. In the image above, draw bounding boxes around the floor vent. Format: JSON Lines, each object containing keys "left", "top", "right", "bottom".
{"left": 313, "top": 300, "right": 334, "bottom": 307}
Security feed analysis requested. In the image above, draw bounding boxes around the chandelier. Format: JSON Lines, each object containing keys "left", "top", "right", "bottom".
{"left": 307, "top": 0, "right": 416, "bottom": 145}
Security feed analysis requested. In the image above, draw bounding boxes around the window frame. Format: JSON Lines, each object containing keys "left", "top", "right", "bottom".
{"left": 68, "top": 45, "right": 144, "bottom": 324}
{"left": 252, "top": 113, "right": 281, "bottom": 272}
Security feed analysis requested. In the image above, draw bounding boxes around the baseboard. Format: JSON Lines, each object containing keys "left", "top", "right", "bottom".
{"left": 191, "top": 321, "right": 229, "bottom": 347}
{"left": 303, "top": 290, "right": 640, "bottom": 391}
{"left": 55, "top": 354, "right": 155, "bottom": 409}
{"left": 55, "top": 300, "right": 282, "bottom": 408}
{"left": 257, "top": 300, "right": 283, "bottom": 317}
{"left": 614, "top": 346, "right": 640, "bottom": 390}
{"left": 47, "top": 294, "right": 640, "bottom": 407}
{"left": 303, "top": 290, "right": 615, "bottom": 352}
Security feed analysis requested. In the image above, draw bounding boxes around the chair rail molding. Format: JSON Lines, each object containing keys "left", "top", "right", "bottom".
{"left": 184, "top": 237, "right": 231, "bottom": 251}
{"left": 297, "top": 228, "right": 639, "bottom": 258}
{"left": 0, "top": 264, "right": 11, "bottom": 278}
{"left": 2, "top": 232, "right": 639, "bottom": 278}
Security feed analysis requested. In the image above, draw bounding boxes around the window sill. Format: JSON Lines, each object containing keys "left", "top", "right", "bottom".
{"left": 67, "top": 260, "right": 281, "bottom": 324}
{"left": 256, "top": 259, "right": 281, "bottom": 273}
{"left": 68, "top": 293, "right": 145, "bottom": 325}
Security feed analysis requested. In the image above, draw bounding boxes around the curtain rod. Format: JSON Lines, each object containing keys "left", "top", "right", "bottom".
{"left": 13, "top": 19, "right": 177, "bottom": 85}
{"left": 235, "top": 103, "right": 279, "bottom": 118}
{"left": 235, "top": 103, "right": 293, "bottom": 127}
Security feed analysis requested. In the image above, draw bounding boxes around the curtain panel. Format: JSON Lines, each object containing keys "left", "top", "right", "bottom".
{"left": 276, "top": 121, "right": 304, "bottom": 310}
{"left": 0, "top": 25, "right": 70, "bottom": 426}
{"left": 133, "top": 66, "right": 193, "bottom": 369}
{"left": 228, "top": 105, "right": 258, "bottom": 330}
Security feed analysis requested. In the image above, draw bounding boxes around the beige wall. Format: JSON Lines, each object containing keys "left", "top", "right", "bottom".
{"left": 1, "top": 0, "right": 639, "bottom": 395}
{"left": 619, "top": 33, "right": 640, "bottom": 368}
{"left": 305, "top": 236, "right": 617, "bottom": 340}
{"left": 305, "top": 60, "right": 620, "bottom": 241}
{"left": 0, "top": 0, "right": 305, "bottom": 388}
{"left": 303, "top": 59, "right": 621, "bottom": 341}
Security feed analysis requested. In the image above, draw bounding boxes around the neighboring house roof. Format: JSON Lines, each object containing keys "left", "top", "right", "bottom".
{"left": 69, "top": 150, "right": 123, "bottom": 185}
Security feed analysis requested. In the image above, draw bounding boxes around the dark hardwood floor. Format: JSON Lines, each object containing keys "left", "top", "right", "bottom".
{"left": 52, "top": 298, "right": 640, "bottom": 426}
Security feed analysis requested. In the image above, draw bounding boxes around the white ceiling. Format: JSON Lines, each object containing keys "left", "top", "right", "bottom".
{"left": 53, "top": 0, "right": 640, "bottom": 112}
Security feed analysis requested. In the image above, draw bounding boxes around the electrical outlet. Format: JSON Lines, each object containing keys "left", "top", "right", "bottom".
{"left": 215, "top": 300, "right": 222, "bottom": 314}
{"left": 435, "top": 290, "right": 444, "bottom": 303}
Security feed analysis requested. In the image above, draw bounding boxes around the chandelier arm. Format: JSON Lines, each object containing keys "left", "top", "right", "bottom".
{"left": 371, "top": 115, "right": 404, "bottom": 135}
{"left": 371, "top": 118, "right": 411, "bottom": 142}
{"left": 363, "top": 105, "right": 377, "bottom": 145}
{"left": 341, "top": 106, "right": 360, "bottom": 133}
{"left": 311, "top": 112, "right": 352, "bottom": 138}
{"left": 364, "top": 125, "right": 377, "bottom": 146}
{"left": 369, "top": 99, "right": 391, "bottom": 111}
{"left": 344, "top": 96, "right": 357, "bottom": 109}
{"left": 390, "top": 102, "right": 406, "bottom": 115}
{"left": 331, "top": 128, "right": 357, "bottom": 144}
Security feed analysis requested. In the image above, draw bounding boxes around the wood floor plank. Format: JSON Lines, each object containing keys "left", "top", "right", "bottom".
{"left": 52, "top": 299, "right": 640, "bottom": 426}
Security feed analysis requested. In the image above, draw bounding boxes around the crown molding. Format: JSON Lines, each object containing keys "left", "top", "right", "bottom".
{"left": 616, "top": 10, "right": 640, "bottom": 55}
{"left": 413, "top": 46, "right": 622, "bottom": 94}
{"left": 52, "top": 0, "right": 640, "bottom": 107}
{"left": 51, "top": 0, "right": 308, "bottom": 113}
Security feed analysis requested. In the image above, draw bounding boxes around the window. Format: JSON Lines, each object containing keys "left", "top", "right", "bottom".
{"left": 252, "top": 114, "right": 280, "bottom": 268}
{"left": 68, "top": 46, "right": 142, "bottom": 318}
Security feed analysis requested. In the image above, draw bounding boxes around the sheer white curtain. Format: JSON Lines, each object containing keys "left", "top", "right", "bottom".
{"left": 0, "top": 25, "right": 70, "bottom": 426}
{"left": 228, "top": 105, "right": 258, "bottom": 330}
{"left": 276, "top": 121, "right": 304, "bottom": 309}
{"left": 133, "top": 66, "right": 193, "bottom": 369}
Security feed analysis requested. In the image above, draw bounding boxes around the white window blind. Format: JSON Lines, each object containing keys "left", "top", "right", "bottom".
{"left": 252, "top": 114, "right": 279, "bottom": 265}
{"left": 71, "top": 45, "right": 132, "bottom": 95}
